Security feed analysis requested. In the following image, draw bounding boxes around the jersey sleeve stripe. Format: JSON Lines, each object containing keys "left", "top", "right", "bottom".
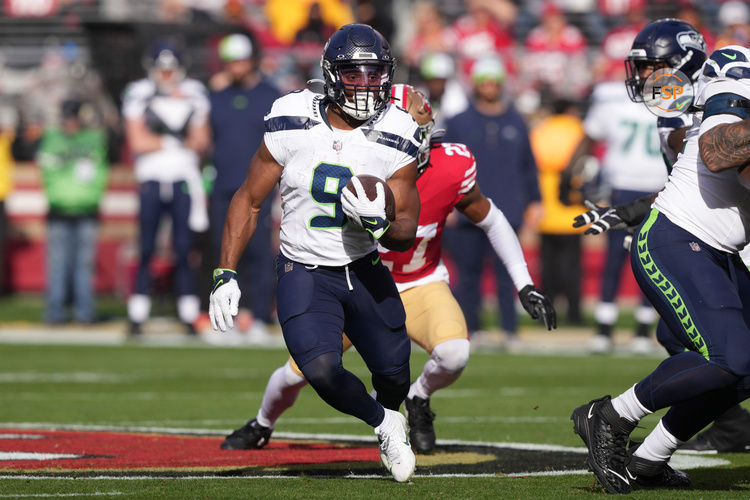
{"left": 703, "top": 93, "right": 750, "bottom": 121}
{"left": 361, "top": 129, "right": 419, "bottom": 158}
{"left": 458, "top": 177, "right": 476, "bottom": 194}
{"left": 265, "top": 116, "right": 320, "bottom": 133}
{"left": 463, "top": 162, "right": 476, "bottom": 179}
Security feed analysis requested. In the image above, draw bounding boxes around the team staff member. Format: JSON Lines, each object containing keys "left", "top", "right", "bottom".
{"left": 208, "top": 33, "right": 280, "bottom": 340}
{"left": 443, "top": 56, "right": 542, "bottom": 347}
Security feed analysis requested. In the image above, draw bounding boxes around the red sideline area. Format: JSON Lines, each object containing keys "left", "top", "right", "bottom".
{"left": 6, "top": 163, "right": 642, "bottom": 299}
{"left": 0, "top": 429, "right": 378, "bottom": 470}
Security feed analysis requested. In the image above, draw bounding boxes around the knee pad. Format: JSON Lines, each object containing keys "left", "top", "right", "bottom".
{"left": 299, "top": 352, "right": 343, "bottom": 396}
{"left": 282, "top": 360, "right": 306, "bottom": 386}
{"left": 431, "top": 338, "right": 470, "bottom": 374}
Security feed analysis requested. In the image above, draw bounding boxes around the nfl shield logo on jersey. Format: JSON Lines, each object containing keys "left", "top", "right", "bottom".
{"left": 285, "top": 261, "right": 294, "bottom": 273}
{"left": 689, "top": 242, "right": 700, "bottom": 252}
{"left": 332, "top": 140, "right": 342, "bottom": 152}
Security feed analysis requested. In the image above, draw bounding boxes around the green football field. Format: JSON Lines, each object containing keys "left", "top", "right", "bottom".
{"left": 0, "top": 342, "right": 748, "bottom": 499}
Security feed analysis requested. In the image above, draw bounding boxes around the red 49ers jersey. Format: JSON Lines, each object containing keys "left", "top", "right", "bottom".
{"left": 380, "top": 142, "right": 477, "bottom": 291}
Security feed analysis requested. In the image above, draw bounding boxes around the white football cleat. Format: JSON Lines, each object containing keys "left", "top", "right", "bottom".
{"left": 589, "top": 334, "right": 614, "bottom": 354}
{"left": 629, "top": 336, "right": 656, "bottom": 355}
{"left": 375, "top": 409, "right": 416, "bottom": 482}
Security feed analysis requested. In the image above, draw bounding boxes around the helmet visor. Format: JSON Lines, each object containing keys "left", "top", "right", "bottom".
{"left": 339, "top": 64, "right": 389, "bottom": 90}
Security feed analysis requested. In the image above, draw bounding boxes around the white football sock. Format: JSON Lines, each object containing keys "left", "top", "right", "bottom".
{"left": 612, "top": 384, "right": 652, "bottom": 423}
{"left": 408, "top": 338, "right": 470, "bottom": 400}
{"left": 177, "top": 295, "right": 200, "bottom": 324}
{"left": 374, "top": 407, "right": 397, "bottom": 433}
{"left": 127, "top": 294, "right": 151, "bottom": 323}
{"left": 256, "top": 361, "right": 307, "bottom": 429}
{"left": 634, "top": 419, "right": 684, "bottom": 462}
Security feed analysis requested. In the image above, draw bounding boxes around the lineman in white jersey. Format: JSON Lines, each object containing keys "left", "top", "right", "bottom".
{"left": 574, "top": 21, "right": 750, "bottom": 453}
{"left": 571, "top": 45, "right": 750, "bottom": 493}
{"left": 564, "top": 78, "right": 666, "bottom": 352}
{"left": 208, "top": 24, "right": 420, "bottom": 482}
{"left": 122, "top": 40, "right": 210, "bottom": 335}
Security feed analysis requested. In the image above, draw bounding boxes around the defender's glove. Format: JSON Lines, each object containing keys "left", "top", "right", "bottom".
{"left": 340, "top": 177, "right": 391, "bottom": 239}
{"left": 209, "top": 268, "right": 241, "bottom": 332}
{"left": 519, "top": 285, "right": 557, "bottom": 331}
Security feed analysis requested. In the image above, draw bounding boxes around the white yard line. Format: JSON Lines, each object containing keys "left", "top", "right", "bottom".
{"left": 0, "top": 493, "right": 130, "bottom": 497}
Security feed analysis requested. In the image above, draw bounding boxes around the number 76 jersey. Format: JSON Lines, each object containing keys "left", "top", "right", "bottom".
{"left": 264, "top": 90, "right": 421, "bottom": 266}
{"left": 380, "top": 142, "right": 477, "bottom": 292}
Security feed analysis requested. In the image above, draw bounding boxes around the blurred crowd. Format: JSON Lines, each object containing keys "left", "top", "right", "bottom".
{"left": 0, "top": 0, "right": 748, "bottom": 348}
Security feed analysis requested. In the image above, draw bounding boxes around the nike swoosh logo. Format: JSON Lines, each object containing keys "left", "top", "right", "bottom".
{"left": 371, "top": 256, "right": 381, "bottom": 266}
{"left": 588, "top": 404, "right": 595, "bottom": 419}
{"left": 626, "top": 469, "right": 637, "bottom": 481}
{"left": 362, "top": 218, "right": 379, "bottom": 225}
{"left": 722, "top": 52, "right": 737, "bottom": 60}
{"left": 608, "top": 468, "right": 630, "bottom": 484}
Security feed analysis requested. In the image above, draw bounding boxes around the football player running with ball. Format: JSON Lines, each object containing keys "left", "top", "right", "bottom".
{"left": 218, "top": 84, "right": 556, "bottom": 456}
{"left": 209, "top": 24, "right": 421, "bottom": 482}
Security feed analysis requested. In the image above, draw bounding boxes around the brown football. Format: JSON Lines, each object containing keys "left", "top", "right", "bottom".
{"left": 344, "top": 174, "right": 396, "bottom": 221}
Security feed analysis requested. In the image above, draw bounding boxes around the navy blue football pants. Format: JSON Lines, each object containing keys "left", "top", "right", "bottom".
{"left": 629, "top": 210, "right": 750, "bottom": 439}
{"left": 444, "top": 223, "right": 518, "bottom": 334}
{"left": 209, "top": 190, "right": 274, "bottom": 323}
{"left": 135, "top": 181, "right": 195, "bottom": 297}
{"left": 275, "top": 251, "right": 411, "bottom": 427}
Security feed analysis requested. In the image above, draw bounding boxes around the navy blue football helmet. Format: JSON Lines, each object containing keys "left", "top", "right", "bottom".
{"left": 625, "top": 19, "right": 707, "bottom": 102}
{"left": 321, "top": 24, "right": 395, "bottom": 121}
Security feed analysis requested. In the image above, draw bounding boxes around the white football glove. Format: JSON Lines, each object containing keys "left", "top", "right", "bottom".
{"left": 209, "top": 268, "right": 241, "bottom": 332}
{"left": 340, "top": 177, "right": 390, "bottom": 239}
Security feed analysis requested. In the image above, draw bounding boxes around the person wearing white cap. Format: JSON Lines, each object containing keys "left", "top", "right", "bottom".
{"left": 442, "top": 55, "right": 542, "bottom": 349}
{"left": 419, "top": 53, "right": 468, "bottom": 128}
{"left": 716, "top": 1, "right": 750, "bottom": 48}
{"left": 206, "top": 33, "right": 280, "bottom": 342}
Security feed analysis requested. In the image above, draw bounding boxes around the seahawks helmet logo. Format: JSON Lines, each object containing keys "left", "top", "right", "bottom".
{"left": 676, "top": 31, "right": 705, "bottom": 52}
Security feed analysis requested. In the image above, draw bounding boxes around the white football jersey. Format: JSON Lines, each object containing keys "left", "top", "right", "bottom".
{"left": 656, "top": 114, "right": 692, "bottom": 168}
{"left": 584, "top": 81, "right": 667, "bottom": 192}
{"left": 122, "top": 78, "right": 209, "bottom": 183}
{"left": 654, "top": 46, "right": 750, "bottom": 253}
{"left": 264, "top": 90, "right": 420, "bottom": 266}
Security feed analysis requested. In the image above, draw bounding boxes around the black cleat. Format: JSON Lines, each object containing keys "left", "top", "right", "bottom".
{"left": 220, "top": 418, "right": 273, "bottom": 450}
{"left": 626, "top": 442, "right": 691, "bottom": 489}
{"left": 571, "top": 395, "right": 636, "bottom": 494}
{"left": 128, "top": 321, "right": 142, "bottom": 336}
{"left": 680, "top": 405, "right": 750, "bottom": 453}
{"left": 405, "top": 396, "right": 436, "bottom": 453}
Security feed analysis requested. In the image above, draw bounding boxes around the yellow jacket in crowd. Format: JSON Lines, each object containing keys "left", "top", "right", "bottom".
{"left": 0, "top": 130, "right": 14, "bottom": 201}
{"left": 265, "top": 0, "right": 354, "bottom": 45}
{"left": 531, "top": 114, "right": 586, "bottom": 235}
